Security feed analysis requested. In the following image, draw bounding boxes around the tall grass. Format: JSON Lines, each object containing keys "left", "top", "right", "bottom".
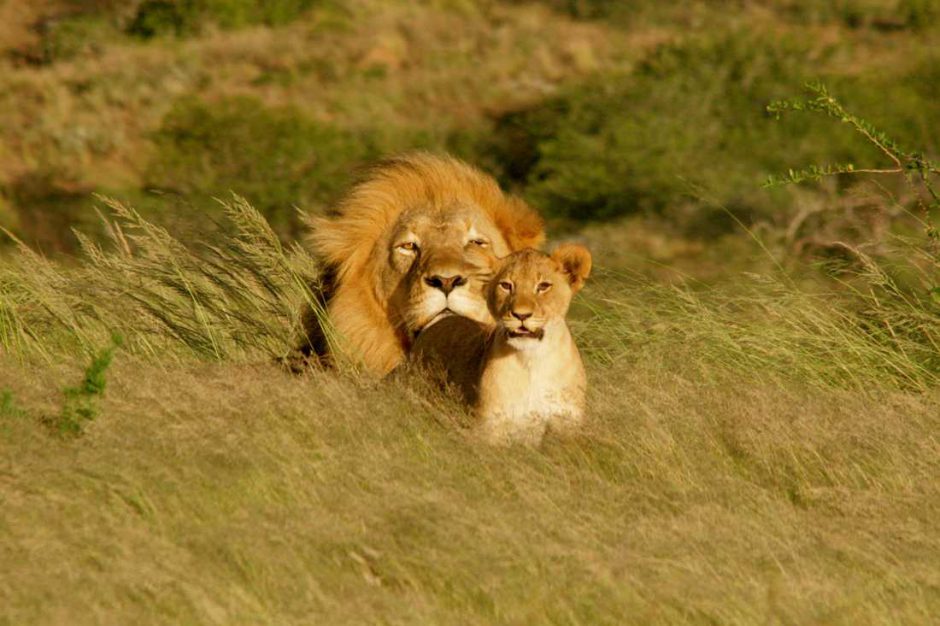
{"left": 2, "top": 193, "right": 937, "bottom": 392}
{"left": 0, "top": 195, "right": 336, "bottom": 364}
{"left": 767, "top": 82, "right": 940, "bottom": 375}
{"left": 577, "top": 270, "right": 939, "bottom": 392}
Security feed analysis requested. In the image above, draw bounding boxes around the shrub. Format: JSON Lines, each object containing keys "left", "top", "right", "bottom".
{"left": 20, "top": 0, "right": 324, "bottom": 62}
{"left": 767, "top": 82, "right": 940, "bottom": 373}
{"left": 486, "top": 33, "right": 832, "bottom": 224}
{"left": 147, "top": 97, "right": 379, "bottom": 237}
{"left": 36, "top": 12, "right": 120, "bottom": 62}
{"left": 483, "top": 31, "right": 938, "bottom": 231}
{"left": 127, "top": 0, "right": 322, "bottom": 38}
{"left": 775, "top": 0, "right": 940, "bottom": 30}
{"left": 126, "top": 1, "right": 188, "bottom": 37}
{"left": 4, "top": 171, "right": 98, "bottom": 255}
{"left": 531, "top": 0, "right": 940, "bottom": 31}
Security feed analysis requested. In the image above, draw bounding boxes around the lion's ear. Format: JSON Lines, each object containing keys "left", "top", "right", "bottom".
{"left": 551, "top": 244, "right": 592, "bottom": 293}
{"left": 493, "top": 197, "right": 545, "bottom": 251}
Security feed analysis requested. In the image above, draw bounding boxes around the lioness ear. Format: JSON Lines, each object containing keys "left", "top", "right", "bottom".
{"left": 551, "top": 244, "right": 592, "bottom": 293}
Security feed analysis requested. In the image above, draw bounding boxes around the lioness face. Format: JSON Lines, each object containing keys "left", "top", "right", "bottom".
{"left": 380, "top": 203, "right": 512, "bottom": 336}
{"left": 488, "top": 245, "right": 592, "bottom": 350}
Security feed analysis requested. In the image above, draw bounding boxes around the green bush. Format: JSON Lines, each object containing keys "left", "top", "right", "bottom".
{"left": 127, "top": 0, "right": 322, "bottom": 38}
{"left": 36, "top": 12, "right": 122, "bottom": 62}
{"left": 775, "top": 0, "right": 940, "bottom": 30}
{"left": 484, "top": 31, "right": 939, "bottom": 230}
{"left": 766, "top": 82, "right": 940, "bottom": 374}
{"left": 532, "top": 0, "right": 940, "bottom": 31}
{"left": 147, "top": 97, "right": 379, "bottom": 236}
{"left": 24, "top": 0, "right": 324, "bottom": 59}
{"left": 126, "top": 1, "right": 188, "bottom": 37}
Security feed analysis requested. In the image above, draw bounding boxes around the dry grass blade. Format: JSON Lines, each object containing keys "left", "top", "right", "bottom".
{"left": 0, "top": 196, "right": 334, "bottom": 363}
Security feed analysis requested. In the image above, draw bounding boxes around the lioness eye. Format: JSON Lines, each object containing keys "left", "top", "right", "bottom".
{"left": 537, "top": 282, "right": 552, "bottom": 293}
{"left": 498, "top": 281, "right": 513, "bottom": 292}
{"left": 469, "top": 238, "right": 489, "bottom": 247}
{"left": 396, "top": 242, "right": 418, "bottom": 254}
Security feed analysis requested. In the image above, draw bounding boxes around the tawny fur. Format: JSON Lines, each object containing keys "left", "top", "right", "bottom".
{"left": 477, "top": 319, "right": 586, "bottom": 445}
{"left": 303, "top": 152, "right": 544, "bottom": 375}
{"left": 412, "top": 245, "right": 592, "bottom": 445}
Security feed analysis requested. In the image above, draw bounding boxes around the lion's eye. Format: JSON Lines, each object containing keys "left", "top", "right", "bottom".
{"left": 498, "top": 281, "right": 513, "bottom": 292}
{"left": 537, "top": 282, "right": 552, "bottom": 293}
{"left": 469, "top": 238, "right": 489, "bottom": 247}
{"left": 396, "top": 242, "right": 419, "bottom": 254}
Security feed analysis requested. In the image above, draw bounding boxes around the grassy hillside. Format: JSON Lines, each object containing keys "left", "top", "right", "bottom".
{"left": 2, "top": 196, "right": 939, "bottom": 623}
{"left": 2, "top": 353, "right": 938, "bottom": 624}
{"left": 2, "top": 1, "right": 940, "bottom": 624}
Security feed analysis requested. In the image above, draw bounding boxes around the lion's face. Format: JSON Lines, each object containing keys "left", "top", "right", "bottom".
{"left": 307, "top": 153, "right": 545, "bottom": 375}
{"left": 487, "top": 245, "right": 592, "bottom": 351}
{"left": 379, "top": 203, "right": 511, "bottom": 336}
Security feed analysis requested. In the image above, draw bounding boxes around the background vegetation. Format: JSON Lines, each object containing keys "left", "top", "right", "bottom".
{"left": 1, "top": 1, "right": 938, "bottom": 623}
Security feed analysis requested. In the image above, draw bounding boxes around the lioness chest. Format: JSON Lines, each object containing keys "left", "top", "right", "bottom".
{"left": 476, "top": 330, "right": 585, "bottom": 444}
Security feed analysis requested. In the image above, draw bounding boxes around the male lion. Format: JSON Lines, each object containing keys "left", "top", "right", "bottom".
{"left": 413, "top": 245, "right": 592, "bottom": 445}
{"left": 300, "top": 153, "right": 545, "bottom": 375}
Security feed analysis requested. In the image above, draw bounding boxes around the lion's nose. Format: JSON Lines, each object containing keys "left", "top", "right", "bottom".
{"left": 511, "top": 310, "right": 532, "bottom": 322}
{"left": 425, "top": 274, "right": 467, "bottom": 295}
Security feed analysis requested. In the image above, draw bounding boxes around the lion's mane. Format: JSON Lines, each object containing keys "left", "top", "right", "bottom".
{"left": 302, "top": 152, "right": 545, "bottom": 374}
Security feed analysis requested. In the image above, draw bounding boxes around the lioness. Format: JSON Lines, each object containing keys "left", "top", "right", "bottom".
{"left": 300, "top": 153, "right": 545, "bottom": 375}
{"left": 413, "top": 244, "right": 592, "bottom": 445}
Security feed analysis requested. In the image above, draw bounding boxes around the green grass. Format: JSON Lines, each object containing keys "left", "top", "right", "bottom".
{"left": 55, "top": 333, "right": 122, "bottom": 435}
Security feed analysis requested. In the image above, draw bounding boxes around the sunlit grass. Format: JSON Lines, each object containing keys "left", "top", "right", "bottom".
{"left": 1, "top": 326, "right": 937, "bottom": 624}
{"left": 1, "top": 196, "right": 336, "bottom": 364}
{"left": 1, "top": 199, "right": 939, "bottom": 623}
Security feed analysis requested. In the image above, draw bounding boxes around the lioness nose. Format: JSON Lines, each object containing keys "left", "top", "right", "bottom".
{"left": 425, "top": 274, "right": 467, "bottom": 295}
{"left": 511, "top": 310, "right": 532, "bottom": 321}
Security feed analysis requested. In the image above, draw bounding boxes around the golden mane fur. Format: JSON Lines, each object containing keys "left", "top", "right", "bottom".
{"left": 303, "top": 152, "right": 545, "bottom": 375}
